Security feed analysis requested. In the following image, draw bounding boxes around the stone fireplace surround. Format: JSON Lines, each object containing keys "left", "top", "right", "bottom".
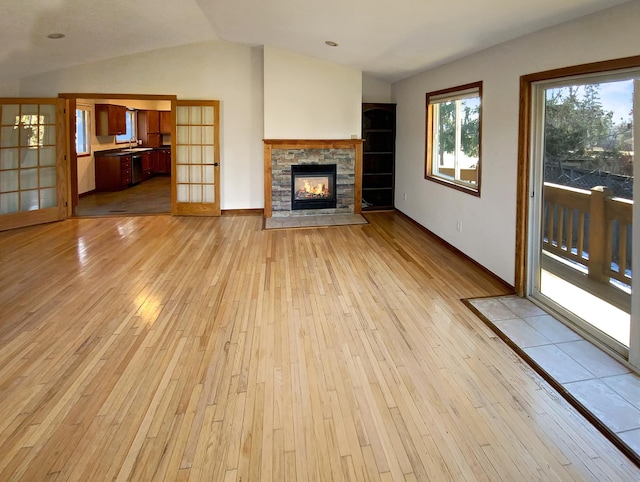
{"left": 263, "top": 139, "right": 363, "bottom": 218}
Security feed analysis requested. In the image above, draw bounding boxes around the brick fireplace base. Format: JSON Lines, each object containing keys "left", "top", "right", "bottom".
{"left": 263, "top": 139, "right": 363, "bottom": 218}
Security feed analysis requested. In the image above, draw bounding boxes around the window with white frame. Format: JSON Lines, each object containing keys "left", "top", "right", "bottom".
{"left": 116, "top": 109, "right": 136, "bottom": 144}
{"left": 425, "top": 81, "right": 482, "bottom": 195}
{"left": 75, "top": 107, "right": 90, "bottom": 155}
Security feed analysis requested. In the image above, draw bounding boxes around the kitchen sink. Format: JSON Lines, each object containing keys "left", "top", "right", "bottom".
{"left": 120, "top": 147, "right": 154, "bottom": 153}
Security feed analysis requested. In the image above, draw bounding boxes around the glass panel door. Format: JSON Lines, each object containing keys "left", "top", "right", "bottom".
{"left": 173, "top": 100, "right": 220, "bottom": 216}
{"left": 0, "top": 99, "right": 66, "bottom": 231}
{"left": 529, "top": 72, "right": 637, "bottom": 356}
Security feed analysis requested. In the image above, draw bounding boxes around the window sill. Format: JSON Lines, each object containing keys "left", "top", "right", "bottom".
{"left": 425, "top": 174, "right": 481, "bottom": 197}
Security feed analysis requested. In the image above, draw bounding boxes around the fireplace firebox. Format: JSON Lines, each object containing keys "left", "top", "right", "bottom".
{"left": 291, "top": 164, "right": 337, "bottom": 210}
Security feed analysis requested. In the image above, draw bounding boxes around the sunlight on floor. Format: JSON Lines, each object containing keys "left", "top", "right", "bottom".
{"left": 541, "top": 270, "right": 630, "bottom": 346}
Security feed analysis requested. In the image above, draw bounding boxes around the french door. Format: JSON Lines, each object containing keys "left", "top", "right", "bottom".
{"left": 0, "top": 99, "right": 67, "bottom": 231}
{"left": 173, "top": 100, "right": 220, "bottom": 216}
{"left": 528, "top": 70, "right": 638, "bottom": 358}
{"left": 0, "top": 97, "right": 221, "bottom": 228}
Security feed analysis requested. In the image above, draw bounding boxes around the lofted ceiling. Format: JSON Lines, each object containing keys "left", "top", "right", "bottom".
{"left": 0, "top": 0, "right": 631, "bottom": 85}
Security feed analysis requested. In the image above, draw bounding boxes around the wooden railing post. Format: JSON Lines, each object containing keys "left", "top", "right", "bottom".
{"left": 587, "top": 186, "right": 612, "bottom": 283}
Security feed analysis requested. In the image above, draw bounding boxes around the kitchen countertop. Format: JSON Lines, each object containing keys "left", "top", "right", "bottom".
{"left": 95, "top": 146, "right": 171, "bottom": 157}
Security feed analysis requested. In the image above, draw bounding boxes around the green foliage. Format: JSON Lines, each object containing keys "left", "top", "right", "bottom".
{"left": 461, "top": 103, "right": 479, "bottom": 158}
{"left": 436, "top": 101, "right": 455, "bottom": 163}
{"left": 435, "top": 98, "right": 480, "bottom": 163}
{"left": 544, "top": 84, "right": 630, "bottom": 163}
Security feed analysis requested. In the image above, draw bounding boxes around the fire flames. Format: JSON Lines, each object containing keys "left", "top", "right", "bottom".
{"left": 296, "top": 178, "right": 330, "bottom": 199}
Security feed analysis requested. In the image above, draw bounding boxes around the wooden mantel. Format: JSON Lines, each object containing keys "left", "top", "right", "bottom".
{"left": 263, "top": 139, "right": 364, "bottom": 218}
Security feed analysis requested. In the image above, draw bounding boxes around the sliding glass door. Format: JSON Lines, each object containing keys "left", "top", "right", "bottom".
{"left": 528, "top": 71, "right": 638, "bottom": 357}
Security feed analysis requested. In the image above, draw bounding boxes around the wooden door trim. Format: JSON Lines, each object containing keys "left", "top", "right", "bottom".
{"left": 515, "top": 54, "right": 640, "bottom": 296}
{"left": 66, "top": 98, "right": 77, "bottom": 216}
{"left": 59, "top": 93, "right": 178, "bottom": 217}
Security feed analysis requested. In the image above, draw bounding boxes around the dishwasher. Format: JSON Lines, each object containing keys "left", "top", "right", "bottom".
{"left": 130, "top": 154, "right": 143, "bottom": 185}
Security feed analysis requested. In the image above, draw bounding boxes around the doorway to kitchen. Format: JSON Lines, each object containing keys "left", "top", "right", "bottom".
{"left": 63, "top": 94, "right": 176, "bottom": 217}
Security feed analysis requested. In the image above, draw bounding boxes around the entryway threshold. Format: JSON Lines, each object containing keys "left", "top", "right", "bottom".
{"left": 464, "top": 295, "right": 640, "bottom": 467}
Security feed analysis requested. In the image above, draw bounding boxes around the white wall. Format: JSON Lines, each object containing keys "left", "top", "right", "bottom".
{"left": 363, "top": 75, "right": 392, "bottom": 104}
{"left": 0, "top": 81, "right": 19, "bottom": 97}
{"left": 263, "top": 46, "right": 362, "bottom": 139}
{"left": 393, "top": 1, "right": 640, "bottom": 285}
{"left": 18, "top": 40, "right": 265, "bottom": 210}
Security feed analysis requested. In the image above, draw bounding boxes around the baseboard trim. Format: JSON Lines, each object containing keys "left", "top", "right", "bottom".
{"left": 394, "top": 209, "right": 515, "bottom": 293}
{"left": 222, "top": 208, "right": 264, "bottom": 216}
{"left": 79, "top": 190, "right": 96, "bottom": 198}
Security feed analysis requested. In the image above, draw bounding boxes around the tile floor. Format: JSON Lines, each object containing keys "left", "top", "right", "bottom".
{"left": 264, "top": 213, "right": 368, "bottom": 230}
{"left": 468, "top": 295, "right": 640, "bottom": 456}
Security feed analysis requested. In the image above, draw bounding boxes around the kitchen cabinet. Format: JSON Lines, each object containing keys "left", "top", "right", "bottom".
{"left": 362, "top": 103, "right": 396, "bottom": 210}
{"left": 160, "top": 111, "right": 171, "bottom": 134}
{"left": 155, "top": 148, "right": 172, "bottom": 174}
{"left": 141, "top": 151, "right": 153, "bottom": 181}
{"left": 95, "top": 104, "right": 126, "bottom": 136}
{"left": 150, "top": 150, "right": 160, "bottom": 174}
{"left": 138, "top": 110, "right": 161, "bottom": 147}
{"left": 95, "top": 154, "right": 131, "bottom": 191}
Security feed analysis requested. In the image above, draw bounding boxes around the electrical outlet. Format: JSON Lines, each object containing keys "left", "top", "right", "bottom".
{"left": 403, "top": 193, "right": 407, "bottom": 201}
{"left": 457, "top": 220, "right": 462, "bottom": 232}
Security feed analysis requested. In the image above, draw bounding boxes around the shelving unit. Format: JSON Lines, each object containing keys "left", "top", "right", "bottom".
{"left": 362, "top": 103, "right": 396, "bottom": 210}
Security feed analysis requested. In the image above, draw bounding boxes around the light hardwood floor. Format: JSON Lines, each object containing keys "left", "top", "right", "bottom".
{"left": 0, "top": 211, "right": 637, "bottom": 481}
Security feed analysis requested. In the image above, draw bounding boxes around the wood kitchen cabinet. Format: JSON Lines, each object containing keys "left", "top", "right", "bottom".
{"left": 95, "top": 104, "right": 126, "bottom": 136}
{"left": 138, "top": 110, "right": 161, "bottom": 147}
{"left": 150, "top": 150, "right": 160, "bottom": 174}
{"left": 156, "top": 148, "right": 172, "bottom": 174}
{"left": 95, "top": 154, "right": 131, "bottom": 191}
{"left": 160, "top": 111, "right": 171, "bottom": 134}
{"left": 141, "top": 151, "right": 153, "bottom": 181}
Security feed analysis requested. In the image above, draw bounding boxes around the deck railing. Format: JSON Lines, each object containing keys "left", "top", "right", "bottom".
{"left": 542, "top": 182, "right": 632, "bottom": 311}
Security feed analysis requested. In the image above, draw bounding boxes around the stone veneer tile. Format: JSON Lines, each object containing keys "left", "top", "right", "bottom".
{"left": 270, "top": 148, "right": 356, "bottom": 216}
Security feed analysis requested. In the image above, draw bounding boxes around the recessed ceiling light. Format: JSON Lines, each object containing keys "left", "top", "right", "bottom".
{"left": 325, "top": 40, "right": 338, "bottom": 47}
{"left": 47, "top": 33, "right": 65, "bottom": 40}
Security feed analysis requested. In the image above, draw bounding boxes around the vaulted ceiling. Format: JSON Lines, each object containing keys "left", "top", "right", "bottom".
{"left": 0, "top": 0, "right": 630, "bottom": 85}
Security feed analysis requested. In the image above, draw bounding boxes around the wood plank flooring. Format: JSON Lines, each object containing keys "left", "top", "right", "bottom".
{"left": 0, "top": 211, "right": 637, "bottom": 481}
{"left": 76, "top": 176, "right": 171, "bottom": 216}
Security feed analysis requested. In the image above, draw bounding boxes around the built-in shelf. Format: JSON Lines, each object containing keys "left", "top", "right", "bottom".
{"left": 362, "top": 103, "right": 396, "bottom": 211}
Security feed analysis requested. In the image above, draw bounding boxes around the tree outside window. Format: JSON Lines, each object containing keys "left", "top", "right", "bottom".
{"left": 425, "top": 81, "right": 482, "bottom": 195}
{"left": 543, "top": 81, "right": 633, "bottom": 200}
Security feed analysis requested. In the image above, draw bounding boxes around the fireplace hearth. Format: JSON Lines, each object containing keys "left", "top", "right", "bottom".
{"left": 291, "top": 164, "right": 337, "bottom": 210}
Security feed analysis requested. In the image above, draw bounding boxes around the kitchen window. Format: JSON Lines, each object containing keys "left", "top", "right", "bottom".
{"left": 116, "top": 109, "right": 137, "bottom": 144}
{"left": 75, "top": 107, "right": 90, "bottom": 156}
{"left": 425, "top": 81, "right": 482, "bottom": 195}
